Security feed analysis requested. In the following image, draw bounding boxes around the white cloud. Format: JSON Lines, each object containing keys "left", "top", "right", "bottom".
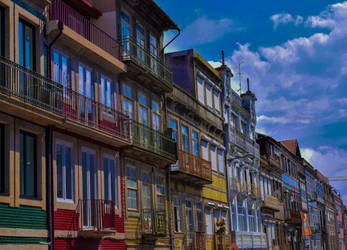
{"left": 208, "top": 60, "right": 222, "bottom": 68}
{"left": 257, "top": 115, "right": 290, "bottom": 124}
{"left": 270, "top": 13, "right": 303, "bottom": 29}
{"left": 176, "top": 16, "right": 242, "bottom": 47}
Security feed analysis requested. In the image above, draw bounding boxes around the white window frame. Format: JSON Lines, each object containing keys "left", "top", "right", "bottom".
{"left": 206, "top": 82, "right": 213, "bottom": 108}
{"left": 126, "top": 165, "right": 138, "bottom": 211}
{"left": 101, "top": 75, "right": 114, "bottom": 109}
{"left": 210, "top": 144, "right": 217, "bottom": 172}
{"left": 56, "top": 139, "right": 74, "bottom": 203}
{"left": 197, "top": 76, "right": 205, "bottom": 104}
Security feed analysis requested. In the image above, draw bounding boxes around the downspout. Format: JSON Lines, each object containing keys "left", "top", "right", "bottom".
{"left": 159, "top": 27, "right": 180, "bottom": 57}
{"left": 46, "top": 126, "right": 53, "bottom": 250}
{"left": 47, "top": 19, "right": 63, "bottom": 250}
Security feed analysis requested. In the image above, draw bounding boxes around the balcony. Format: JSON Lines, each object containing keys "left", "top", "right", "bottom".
{"left": 0, "top": 56, "right": 63, "bottom": 125}
{"left": 127, "top": 120, "right": 177, "bottom": 164}
{"left": 61, "top": 88, "right": 131, "bottom": 147}
{"left": 284, "top": 210, "right": 301, "bottom": 224}
{"left": 234, "top": 129, "right": 259, "bottom": 158}
{"left": 171, "top": 150, "right": 212, "bottom": 184}
{"left": 48, "top": 0, "right": 125, "bottom": 74}
{"left": 141, "top": 209, "right": 167, "bottom": 237}
{"left": 262, "top": 195, "right": 281, "bottom": 212}
{"left": 121, "top": 37, "right": 173, "bottom": 93}
{"left": 77, "top": 199, "right": 116, "bottom": 237}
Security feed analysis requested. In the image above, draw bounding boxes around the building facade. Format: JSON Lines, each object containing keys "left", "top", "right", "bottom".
{"left": 221, "top": 65, "right": 266, "bottom": 248}
{"left": 166, "top": 49, "right": 229, "bottom": 250}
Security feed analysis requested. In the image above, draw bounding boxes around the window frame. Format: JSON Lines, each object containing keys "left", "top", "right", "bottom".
{"left": 152, "top": 100, "right": 161, "bottom": 131}
{"left": 18, "top": 18, "right": 35, "bottom": 71}
{"left": 122, "top": 84, "right": 134, "bottom": 119}
{"left": 185, "top": 199, "right": 194, "bottom": 232}
{"left": 55, "top": 139, "right": 74, "bottom": 203}
{"left": 155, "top": 173, "right": 166, "bottom": 211}
{"left": 173, "top": 195, "right": 183, "bottom": 232}
{"left": 126, "top": 165, "right": 138, "bottom": 211}
{"left": 53, "top": 49, "right": 71, "bottom": 90}
{"left": 181, "top": 125, "right": 189, "bottom": 153}
{"left": 100, "top": 75, "right": 114, "bottom": 109}
{"left": 138, "top": 92, "right": 148, "bottom": 125}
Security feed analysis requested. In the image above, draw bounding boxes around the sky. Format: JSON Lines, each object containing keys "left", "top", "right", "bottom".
{"left": 156, "top": 0, "right": 347, "bottom": 202}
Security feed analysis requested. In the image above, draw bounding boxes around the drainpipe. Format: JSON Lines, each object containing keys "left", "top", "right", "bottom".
{"left": 46, "top": 126, "right": 53, "bottom": 250}
{"left": 167, "top": 168, "right": 173, "bottom": 250}
{"left": 159, "top": 27, "right": 180, "bottom": 57}
{"left": 46, "top": 19, "right": 63, "bottom": 250}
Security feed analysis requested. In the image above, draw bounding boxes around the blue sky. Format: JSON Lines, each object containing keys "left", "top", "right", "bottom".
{"left": 156, "top": 0, "right": 347, "bottom": 202}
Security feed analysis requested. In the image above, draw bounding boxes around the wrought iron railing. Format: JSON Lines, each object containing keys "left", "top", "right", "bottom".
{"left": 176, "top": 149, "right": 212, "bottom": 181}
{"left": 121, "top": 37, "right": 173, "bottom": 90}
{"left": 0, "top": 56, "right": 63, "bottom": 115}
{"left": 63, "top": 88, "right": 130, "bottom": 140}
{"left": 131, "top": 120, "right": 176, "bottom": 160}
{"left": 141, "top": 209, "right": 166, "bottom": 235}
{"left": 50, "top": 0, "right": 121, "bottom": 60}
{"left": 77, "top": 199, "right": 116, "bottom": 232}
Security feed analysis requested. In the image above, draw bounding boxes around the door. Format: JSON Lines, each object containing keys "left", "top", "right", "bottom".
{"left": 18, "top": 19, "right": 35, "bottom": 96}
{"left": 79, "top": 64, "right": 94, "bottom": 123}
{"left": 81, "top": 149, "right": 98, "bottom": 229}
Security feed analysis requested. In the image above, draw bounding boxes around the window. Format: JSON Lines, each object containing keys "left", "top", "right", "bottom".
{"left": 152, "top": 101, "right": 160, "bottom": 131}
{"left": 241, "top": 121, "right": 247, "bottom": 135}
{"left": 126, "top": 166, "right": 137, "bottom": 210}
{"left": 186, "top": 200, "right": 194, "bottom": 232}
{"left": 136, "top": 24, "right": 145, "bottom": 62}
{"left": 103, "top": 155, "right": 118, "bottom": 207}
{"left": 20, "top": 131, "right": 37, "bottom": 198}
{"left": 213, "top": 90, "right": 220, "bottom": 113}
{"left": 205, "top": 207, "right": 213, "bottom": 234}
{"left": 237, "top": 202, "right": 246, "bottom": 231}
{"left": 56, "top": 141, "right": 74, "bottom": 201}
{"left": 101, "top": 75, "right": 114, "bottom": 108}
{"left": 201, "top": 140, "right": 209, "bottom": 161}
{"left": 192, "top": 131, "right": 199, "bottom": 156}
{"left": 181, "top": 125, "right": 189, "bottom": 153}
{"left": 173, "top": 196, "right": 183, "bottom": 232}
{"left": 121, "top": 11, "right": 131, "bottom": 51}
{"left": 122, "top": 84, "right": 134, "bottom": 119}
{"left": 149, "top": 34, "right": 158, "bottom": 72}
{"left": 269, "top": 143, "right": 273, "bottom": 156}
{"left": 19, "top": 19, "right": 35, "bottom": 71}
{"left": 210, "top": 145, "right": 217, "bottom": 172}
{"left": 142, "top": 171, "right": 152, "bottom": 210}
{"left": 79, "top": 64, "right": 93, "bottom": 99}
{"left": 53, "top": 49, "right": 70, "bottom": 89}
{"left": 138, "top": 93, "right": 148, "bottom": 125}
{"left": 196, "top": 202, "right": 204, "bottom": 232}
{"left": 218, "top": 149, "right": 224, "bottom": 174}
{"left": 248, "top": 204, "right": 256, "bottom": 232}
{"left": 81, "top": 149, "right": 97, "bottom": 201}
{"left": 197, "top": 76, "right": 204, "bottom": 104}
{"left": 0, "top": 7, "right": 3, "bottom": 57}
{"left": 156, "top": 175, "right": 165, "bottom": 210}
{"left": 206, "top": 83, "right": 212, "bottom": 108}
{"left": 222, "top": 210, "right": 229, "bottom": 234}
{"left": 0, "top": 124, "right": 4, "bottom": 193}
{"left": 169, "top": 119, "right": 178, "bottom": 142}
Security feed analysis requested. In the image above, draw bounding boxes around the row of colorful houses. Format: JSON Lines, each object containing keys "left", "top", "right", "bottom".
{"left": 0, "top": 0, "right": 346, "bottom": 250}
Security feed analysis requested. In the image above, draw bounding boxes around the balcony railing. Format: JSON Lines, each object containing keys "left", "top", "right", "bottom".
{"left": 121, "top": 37, "right": 173, "bottom": 90}
{"left": 176, "top": 149, "right": 212, "bottom": 181}
{"left": 142, "top": 209, "right": 166, "bottom": 236}
{"left": 77, "top": 199, "right": 116, "bottom": 232}
{"left": 63, "top": 88, "right": 130, "bottom": 140}
{"left": 131, "top": 120, "right": 176, "bottom": 160}
{"left": 195, "top": 232, "right": 206, "bottom": 250}
{"left": 50, "top": 0, "right": 121, "bottom": 60}
{"left": 0, "top": 56, "right": 63, "bottom": 115}
{"left": 235, "top": 129, "right": 260, "bottom": 157}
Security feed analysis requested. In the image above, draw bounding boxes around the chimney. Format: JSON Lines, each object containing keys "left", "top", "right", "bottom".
{"left": 221, "top": 50, "right": 225, "bottom": 66}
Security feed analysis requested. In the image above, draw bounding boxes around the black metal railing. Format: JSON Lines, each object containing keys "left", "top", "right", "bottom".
{"left": 141, "top": 209, "right": 167, "bottom": 235}
{"left": 77, "top": 199, "right": 116, "bottom": 232}
{"left": 0, "top": 56, "right": 63, "bottom": 115}
{"left": 131, "top": 120, "right": 176, "bottom": 160}
{"left": 121, "top": 37, "right": 173, "bottom": 90}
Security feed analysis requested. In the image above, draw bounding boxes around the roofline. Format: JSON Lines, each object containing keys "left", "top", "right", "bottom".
{"left": 193, "top": 50, "right": 221, "bottom": 80}
{"left": 150, "top": 0, "right": 180, "bottom": 31}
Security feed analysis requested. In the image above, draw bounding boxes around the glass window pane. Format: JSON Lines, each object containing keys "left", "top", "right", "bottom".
{"left": 56, "top": 144, "right": 63, "bottom": 198}
{"left": 65, "top": 147, "right": 72, "bottom": 200}
{"left": 127, "top": 189, "right": 137, "bottom": 209}
{"left": 126, "top": 167, "right": 137, "bottom": 188}
{"left": 104, "top": 158, "right": 109, "bottom": 200}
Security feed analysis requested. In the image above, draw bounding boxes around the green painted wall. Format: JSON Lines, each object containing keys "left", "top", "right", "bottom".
{"left": 0, "top": 236, "right": 47, "bottom": 244}
{"left": 0, "top": 203, "right": 47, "bottom": 229}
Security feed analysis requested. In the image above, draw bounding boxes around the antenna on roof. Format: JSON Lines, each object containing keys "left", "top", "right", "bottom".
{"left": 221, "top": 50, "right": 225, "bottom": 66}
{"left": 247, "top": 78, "right": 250, "bottom": 92}
{"left": 237, "top": 61, "right": 244, "bottom": 94}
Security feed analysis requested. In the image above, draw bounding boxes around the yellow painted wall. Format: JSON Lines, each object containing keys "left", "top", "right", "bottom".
{"left": 125, "top": 217, "right": 141, "bottom": 239}
{"left": 202, "top": 174, "right": 228, "bottom": 203}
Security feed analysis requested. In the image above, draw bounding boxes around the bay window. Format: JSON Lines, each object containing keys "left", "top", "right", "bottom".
{"left": 56, "top": 141, "right": 74, "bottom": 202}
